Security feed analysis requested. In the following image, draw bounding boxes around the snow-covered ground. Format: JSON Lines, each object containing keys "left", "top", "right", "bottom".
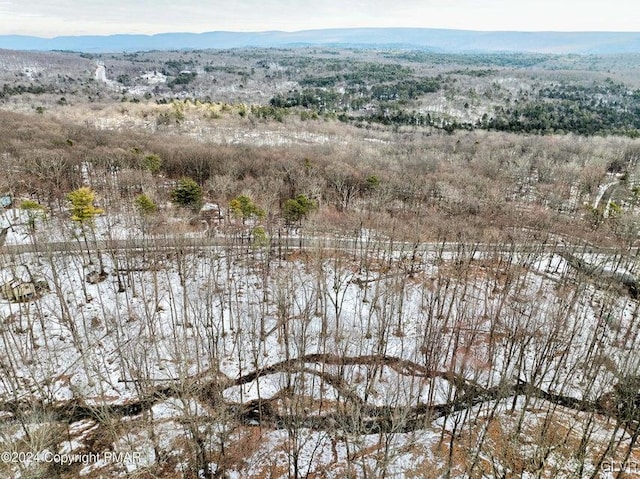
{"left": 1, "top": 220, "right": 640, "bottom": 477}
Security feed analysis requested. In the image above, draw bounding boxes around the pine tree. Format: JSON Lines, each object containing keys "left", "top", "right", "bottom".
{"left": 66, "top": 187, "right": 105, "bottom": 269}
{"left": 283, "top": 194, "right": 317, "bottom": 224}
{"left": 171, "top": 177, "right": 203, "bottom": 210}
{"left": 67, "top": 187, "right": 104, "bottom": 225}
{"left": 229, "top": 195, "right": 265, "bottom": 223}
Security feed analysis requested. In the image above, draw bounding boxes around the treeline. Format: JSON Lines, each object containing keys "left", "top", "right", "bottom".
{"left": 270, "top": 77, "right": 441, "bottom": 113}
{"left": 484, "top": 80, "right": 640, "bottom": 137}
{"left": 298, "top": 62, "right": 414, "bottom": 87}
{"left": 2, "top": 110, "right": 640, "bottom": 245}
{"left": 0, "top": 83, "right": 56, "bottom": 98}
{"left": 384, "top": 50, "right": 556, "bottom": 68}
{"left": 261, "top": 53, "right": 640, "bottom": 138}
{"left": 271, "top": 78, "right": 640, "bottom": 138}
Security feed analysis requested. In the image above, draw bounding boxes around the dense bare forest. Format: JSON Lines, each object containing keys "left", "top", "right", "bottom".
{"left": 2, "top": 47, "right": 640, "bottom": 478}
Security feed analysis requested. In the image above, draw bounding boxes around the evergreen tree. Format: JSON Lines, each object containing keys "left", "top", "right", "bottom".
{"left": 171, "top": 177, "right": 203, "bottom": 210}
{"left": 67, "top": 187, "right": 104, "bottom": 225}
{"left": 229, "top": 195, "right": 265, "bottom": 223}
{"left": 134, "top": 194, "right": 158, "bottom": 214}
{"left": 283, "top": 194, "right": 317, "bottom": 224}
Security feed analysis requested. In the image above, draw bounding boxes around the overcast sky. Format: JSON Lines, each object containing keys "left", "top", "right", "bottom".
{"left": 0, "top": 0, "right": 638, "bottom": 37}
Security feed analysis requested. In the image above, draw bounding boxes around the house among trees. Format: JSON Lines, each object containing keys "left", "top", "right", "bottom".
{"left": 1, "top": 279, "right": 37, "bottom": 302}
{"left": 0, "top": 279, "right": 49, "bottom": 302}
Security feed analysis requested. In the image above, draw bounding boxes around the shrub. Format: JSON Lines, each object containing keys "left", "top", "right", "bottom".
{"left": 134, "top": 194, "right": 158, "bottom": 214}
{"left": 365, "top": 175, "right": 380, "bottom": 191}
{"left": 251, "top": 226, "right": 269, "bottom": 247}
{"left": 141, "top": 154, "right": 162, "bottom": 174}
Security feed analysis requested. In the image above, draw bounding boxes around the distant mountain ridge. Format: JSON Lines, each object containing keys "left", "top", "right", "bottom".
{"left": 1, "top": 28, "right": 639, "bottom": 54}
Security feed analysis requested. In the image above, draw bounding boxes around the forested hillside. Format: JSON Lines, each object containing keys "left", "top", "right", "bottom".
{"left": 2, "top": 48, "right": 640, "bottom": 478}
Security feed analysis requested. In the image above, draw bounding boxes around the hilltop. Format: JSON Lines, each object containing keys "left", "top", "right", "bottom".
{"left": 1, "top": 27, "right": 640, "bottom": 53}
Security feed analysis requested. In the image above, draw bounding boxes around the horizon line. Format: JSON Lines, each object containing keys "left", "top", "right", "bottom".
{"left": 4, "top": 26, "right": 640, "bottom": 40}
